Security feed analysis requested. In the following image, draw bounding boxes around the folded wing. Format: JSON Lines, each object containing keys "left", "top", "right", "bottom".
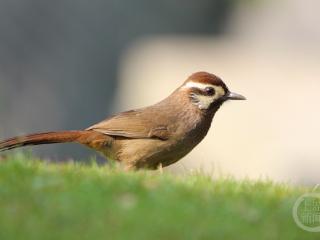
{"left": 86, "top": 110, "right": 170, "bottom": 140}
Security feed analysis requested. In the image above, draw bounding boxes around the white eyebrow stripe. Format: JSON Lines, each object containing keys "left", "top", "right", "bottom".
{"left": 182, "top": 82, "right": 214, "bottom": 90}
{"left": 181, "top": 81, "right": 226, "bottom": 97}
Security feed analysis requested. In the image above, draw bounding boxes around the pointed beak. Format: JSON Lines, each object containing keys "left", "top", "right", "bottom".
{"left": 226, "top": 92, "right": 246, "bottom": 100}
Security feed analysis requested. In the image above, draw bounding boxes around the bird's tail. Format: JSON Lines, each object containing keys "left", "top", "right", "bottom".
{"left": 0, "top": 131, "right": 94, "bottom": 152}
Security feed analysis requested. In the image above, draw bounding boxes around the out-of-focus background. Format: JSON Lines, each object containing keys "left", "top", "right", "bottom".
{"left": 0, "top": 0, "right": 319, "bottom": 184}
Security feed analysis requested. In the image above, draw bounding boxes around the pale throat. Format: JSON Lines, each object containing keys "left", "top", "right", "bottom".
{"left": 181, "top": 82, "right": 226, "bottom": 110}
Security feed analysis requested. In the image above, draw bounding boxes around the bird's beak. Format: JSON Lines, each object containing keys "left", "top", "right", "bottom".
{"left": 226, "top": 92, "right": 246, "bottom": 100}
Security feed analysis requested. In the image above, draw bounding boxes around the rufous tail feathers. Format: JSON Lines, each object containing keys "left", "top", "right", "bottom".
{"left": 0, "top": 131, "right": 94, "bottom": 152}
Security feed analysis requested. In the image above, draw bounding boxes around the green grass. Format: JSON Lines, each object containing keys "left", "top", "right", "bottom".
{"left": 0, "top": 153, "right": 318, "bottom": 240}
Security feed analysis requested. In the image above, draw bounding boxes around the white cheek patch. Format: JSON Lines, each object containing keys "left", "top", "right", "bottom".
{"left": 194, "top": 95, "right": 215, "bottom": 109}
{"left": 182, "top": 82, "right": 226, "bottom": 109}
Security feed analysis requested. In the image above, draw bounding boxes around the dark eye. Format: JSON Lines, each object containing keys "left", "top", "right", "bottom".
{"left": 204, "top": 87, "right": 215, "bottom": 96}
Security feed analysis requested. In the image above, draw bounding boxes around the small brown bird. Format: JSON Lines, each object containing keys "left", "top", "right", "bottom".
{"left": 0, "top": 72, "right": 245, "bottom": 170}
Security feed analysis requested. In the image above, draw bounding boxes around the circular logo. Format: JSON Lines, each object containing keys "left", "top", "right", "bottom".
{"left": 292, "top": 192, "right": 320, "bottom": 232}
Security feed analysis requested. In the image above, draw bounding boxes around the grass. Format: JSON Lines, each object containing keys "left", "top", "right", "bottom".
{"left": 0, "top": 153, "right": 318, "bottom": 240}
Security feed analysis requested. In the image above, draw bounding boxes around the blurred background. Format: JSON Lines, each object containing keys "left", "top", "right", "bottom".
{"left": 0, "top": 0, "right": 319, "bottom": 184}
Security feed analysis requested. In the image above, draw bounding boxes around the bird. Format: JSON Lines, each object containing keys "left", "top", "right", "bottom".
{"left": 0, "top": 72, "right": 245, "bottom": 170}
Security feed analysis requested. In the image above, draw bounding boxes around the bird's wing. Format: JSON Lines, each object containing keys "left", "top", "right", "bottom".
{"left": 86, "top": 110, "right": 170, "bottom": 140}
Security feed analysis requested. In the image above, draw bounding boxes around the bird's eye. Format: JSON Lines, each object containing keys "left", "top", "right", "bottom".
{"left": 204, "top": 87, "right": 215, "bottom": 96}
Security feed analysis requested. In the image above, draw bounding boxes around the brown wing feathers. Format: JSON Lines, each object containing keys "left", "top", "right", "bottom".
{"left": 87, "top": 110, "right": 170, "bottom": 140}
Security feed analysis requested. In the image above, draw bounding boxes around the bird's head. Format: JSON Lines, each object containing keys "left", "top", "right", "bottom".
{"left": 179, "top": 72, "right": 246, "bottom": 111}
